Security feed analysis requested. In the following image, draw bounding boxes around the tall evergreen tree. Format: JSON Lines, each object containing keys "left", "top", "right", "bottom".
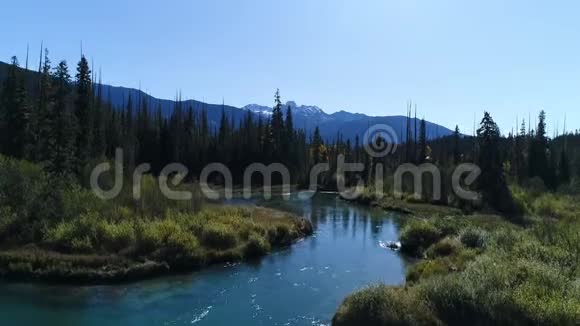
{"left": 50, "top": 60, "right": 77, "bottom": 175}
{"left": 284, "top": 104, "right": 294, "bottom": 166}
{"left": 0, "top": 57, "right": 30, "bottom": 159}
{"left": 270, "top": 89, "right": 284, "bottom": 156}
{"left": 405, "top": 107, "right": 412, "bottom": 162}
{"left": 453, "top": 125, "right": 461, "bottom": 164}
{"left": 312, "top": 126, "right": 323, "bottom": 164}
{"left": 91, "top": 74, "right": 106, "bottom": 158}
{"left": 513, "top": 119, "right": 527, "bottom": 183}
{"left": 74, "top": 55, "right": 93, "bottom": 170}
{"left": 528, "top": 110, "right": 549, "bottom": 186}
{"left": 285, "top": 104, "right": 294, "bottom": 142}
{"left": 34, "top": 49, "right": 54, "bottom": 163}
{"left": 124, "top": 94, "right": 136, "bottom": 170}
{"left": 217, "top": 106, "right": 230, "bottom": 163}
{"left": 477, "top": 112, "right": 516, "bottom": 216}
{"left": 418, "top": 118, "right": 427, "bottom": 163}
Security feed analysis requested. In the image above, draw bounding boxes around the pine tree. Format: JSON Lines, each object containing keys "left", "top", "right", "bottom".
{"left": 263, "top": 118, "right": 273, "bottom": 161}
{"left": 35, "top": 49, "right": 54, "bottom": 163}
{"left": 50, "top": 60, "right": 77, "bottom": 175}
{"left": 0, "top": 57, "right": 30, "bottom": 159}
{"left": 199, "top": 106, "right": 209, "bottom": 168}
{"left": 284, "top": 104, "right": 294, "bottom": 166}
{"left": 74, "top": 55, "right": 93, "bottom": 170}
{"left": 151, "top": 104, "right": 164, "bottom": 173}
{"left": 354, "top": 135, "right": 360, "bottom": 164}
{"left": 105, "top": 103, "right": 121, "bottom": 158}
{"left": 91, "top": 74, "right": 106, "bottom": 158}
{"left": 513, "top": 119, "right": 527, "bottom": 183}
{"left": 405, "top": 106, "right": 412, "bottom": 162}
{"left": 256, "top": 116, "right": 265, "bottom": 161}
{"left": 528, "top": 110, "right": 549, "bottom": 186}
{"left": 419, "top": 118, "right": 427, "bottom": 163}
{"left": 217, "top": 107, "right": 229, "bottom": 163}
{"left": 218, "top": 107, "right": 228, "bottom": 145}
{"left": 312, "top": 126, "right": 323, "bottom": 164}
{"left": 477, "top": 112, "right": 516, "bottom": 216}
{"left": 124, "top": 94, "right": 136, "bottom": 170}
{"left": 270, "top": 89, "right": 284, "bottom": 157}
{"left": 453, "top": 125, "right": 461, "bottom": 164}
{"left": 285, "top": 104, "right": 294, "bottom": 142}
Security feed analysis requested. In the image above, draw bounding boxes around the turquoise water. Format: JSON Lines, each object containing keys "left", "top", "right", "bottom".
{"left": 0, "top": 193, "right": 408, "bottom": 325}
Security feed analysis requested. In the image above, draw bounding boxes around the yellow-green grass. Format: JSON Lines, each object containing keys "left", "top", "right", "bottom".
{"left": 0, "top": 206, "right": 312, "bottom": 283}
{"left": 334, "top": 187, "right": 580, "bottom": 325}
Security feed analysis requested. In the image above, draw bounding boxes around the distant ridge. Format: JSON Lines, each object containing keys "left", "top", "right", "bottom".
{"left": 0, "top": 61, "right": 454, "bottom": 142}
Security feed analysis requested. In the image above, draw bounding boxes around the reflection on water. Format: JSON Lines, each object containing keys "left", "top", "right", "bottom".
{"left": 0, "top": 193, "right": 409, "bottom": 326}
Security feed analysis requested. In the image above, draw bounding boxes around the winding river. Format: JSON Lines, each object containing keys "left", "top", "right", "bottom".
{"left": 0, "top": 193, "right": 408, "bottom": 325}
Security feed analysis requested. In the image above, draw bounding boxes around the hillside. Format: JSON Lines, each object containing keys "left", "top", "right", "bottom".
{"left": 0, "top": 61, "right": 454, "bottom": 142}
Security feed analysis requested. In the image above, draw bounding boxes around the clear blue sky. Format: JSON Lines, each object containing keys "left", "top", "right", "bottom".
{"left": 1, "top": 0, "right": 579, "bottom": 134}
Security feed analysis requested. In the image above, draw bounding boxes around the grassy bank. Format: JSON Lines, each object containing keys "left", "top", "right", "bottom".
{"left": 0, "top": 206, "right": 312, "bottom": 283}
{"left": 0, "top": 155, "right": 312, "bottom": 283}
{"left": 334, "top": 188, "right": 580, "bottom": 325}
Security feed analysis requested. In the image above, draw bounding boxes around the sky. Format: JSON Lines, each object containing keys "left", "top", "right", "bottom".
{"left": 1, "top": 0, "right": 580, "bottom": 134}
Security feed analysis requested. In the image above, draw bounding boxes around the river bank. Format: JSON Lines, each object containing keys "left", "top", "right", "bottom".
{"left": 333, "top": 188, "right": 580, "bottom": 325}
{"left": 0, "top": 206, "right": 313, "bottom": 284}
{"left": 0, "top": 193, "right": 407, "bottom": 325}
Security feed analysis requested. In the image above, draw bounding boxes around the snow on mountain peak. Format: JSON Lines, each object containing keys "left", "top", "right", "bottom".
{"left": 285, "top": 101, "right": 324, "bottom": 116}
{"left": 241, "top": 104, "right": 272, "bottom": 115}
{"left": 243, "top": 101, "right": 325, "bottom": 117}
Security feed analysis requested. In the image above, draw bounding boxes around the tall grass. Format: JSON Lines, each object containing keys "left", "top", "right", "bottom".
{"left": 334, "top": 186, "right": 580, "bottom": 325}
{"left": 0, "top": 155, "right": 312, "bottom": 281}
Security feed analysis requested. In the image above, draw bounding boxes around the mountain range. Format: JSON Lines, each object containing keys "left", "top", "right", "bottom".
{"left": 0, "top": 61, "right": 454, "bottom": 142}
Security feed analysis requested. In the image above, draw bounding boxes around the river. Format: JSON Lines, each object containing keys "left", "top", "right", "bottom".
{"left": 0, "top": 193, "right": 408, "bottom": 325}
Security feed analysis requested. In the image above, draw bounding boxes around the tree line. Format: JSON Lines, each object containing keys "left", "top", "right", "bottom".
{"left": 1, "top": 51, "right": 579, "bottom": 210}
{"left": 0, "top": 53, "right": 310, "bottom": 184}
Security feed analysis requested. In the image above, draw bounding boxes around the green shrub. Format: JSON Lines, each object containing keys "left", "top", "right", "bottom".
{"left": 426, "top": 237, "right": 462, "bottom": 258}
{"left": 415, "top": 250, "right": 580, "bottom": 325}
{"left": 165, "top": 231, "right": 200, "bottom": 256}
{"left": 332, "top": 284, "right": 441, "bottom": 326}
{"left": 201, "top": 223, "right": 238, "bottom": 249}
{"left": 433, "top": 217, "right": 462, "bottom": 237}
{"left": 244, "top": 233, "right": 271, "bottom": 257}
{"left": 511, "top": 185, "right": 579, "bottom": 221}
{"left": 407, "top": 259, "right": 451, "bottom": 283}
{"left": 61, "top": 185, "right": 106, "bottom": 220}
{"left": 138, "top": 218, "right": 180, "bottom": 252}
{"left": 459, "top": 228, "right": 488, "bottom": 249}
{"left": 400, "top": 219, "right": 441, "bottom": 256}
{"left": 97, "top": 219, "right": 136, "bottom": 252}
{"left": 267, "top": 223, "right": 294, "bottom": 245}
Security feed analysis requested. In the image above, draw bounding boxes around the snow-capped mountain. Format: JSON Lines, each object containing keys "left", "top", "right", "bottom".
{"left": 242, "top": 104, "right": 273, "bottom": 115}
{"left": 242, "top": 101, "right": 327, "bottom": 120}
{"left": 241, "top": 100, "right": 454, "bottom": 142}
